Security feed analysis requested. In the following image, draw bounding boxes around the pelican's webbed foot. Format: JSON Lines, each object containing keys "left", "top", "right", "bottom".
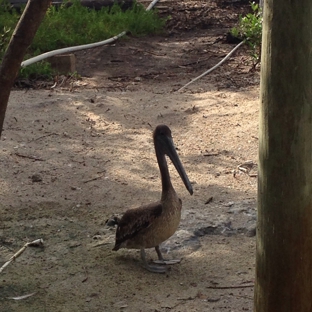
{"left": 152, "top": 245, "right": 181, "bottom": 265}
{"left": 140, "top": 249, "right": 167, "bottom": 273}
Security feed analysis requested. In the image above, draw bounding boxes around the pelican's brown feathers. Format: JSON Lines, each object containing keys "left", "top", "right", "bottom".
{"left": 113, "top": 203, "right": 162, "bottom": 251}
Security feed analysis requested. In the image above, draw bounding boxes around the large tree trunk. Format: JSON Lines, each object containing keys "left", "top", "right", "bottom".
{"left": 254, "top": 0, "right": 312, "bottom": 311}
{"left": 0, "top": 0, "right": 51, "bottom": 138}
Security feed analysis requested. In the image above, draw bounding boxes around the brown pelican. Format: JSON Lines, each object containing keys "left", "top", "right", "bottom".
{"left": 113, "top": 125, "right": 193, "bottom": 273}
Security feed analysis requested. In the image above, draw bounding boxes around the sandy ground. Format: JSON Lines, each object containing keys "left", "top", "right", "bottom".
{"left": 0, "top": 1, "right": 260, "bottom": 311}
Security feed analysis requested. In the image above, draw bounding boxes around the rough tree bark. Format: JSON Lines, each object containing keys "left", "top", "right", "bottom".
{"left": 0, "top": 0, "right": 51, "bottom": 138}
{"left": 254, "top": 0, "right": 312, "bottom": 311}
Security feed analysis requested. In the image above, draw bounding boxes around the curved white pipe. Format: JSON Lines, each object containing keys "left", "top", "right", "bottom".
{"left": 21, "top": 0, "right": 160, "bottom": 68}
{"left": 177, "top": 41, "right": 245, "bottom": 92}
{"left": 21, "top": 31, "right": 127, "bottom": 67}
{"left": 146, "top": 0, "right": 160, "bottom": 11}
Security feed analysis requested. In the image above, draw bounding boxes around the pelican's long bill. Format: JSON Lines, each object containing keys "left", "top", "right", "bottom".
{"left": 163, "top": 135, "right": 193, "bottom": 195}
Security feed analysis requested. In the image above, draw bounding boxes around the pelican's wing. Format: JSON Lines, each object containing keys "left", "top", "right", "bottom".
{"left": 112, "top": 202, "right": 163, "bottom": 250}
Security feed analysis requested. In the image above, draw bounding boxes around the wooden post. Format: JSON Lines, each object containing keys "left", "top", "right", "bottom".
{"left": 254, "top": 0, "right": 312, "bottom": 311}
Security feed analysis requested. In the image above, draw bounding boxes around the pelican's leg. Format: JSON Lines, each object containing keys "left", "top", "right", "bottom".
{"left": 140, "top": 248, "right": 167, "bottom": 273}
{"left": 153, "top": 245, "right": 181, "bottom": 265}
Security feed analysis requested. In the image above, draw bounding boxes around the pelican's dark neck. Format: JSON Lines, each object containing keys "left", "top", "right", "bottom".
{"left": 155, "top": 146, "right": 173, "bottom": 195}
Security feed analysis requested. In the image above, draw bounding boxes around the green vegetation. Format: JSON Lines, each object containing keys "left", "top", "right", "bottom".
{"left": 230, "top": 2, "right": 262, "bottom": 63}
{"left": 0, "top": 0, "right": 19, "bottom": 61}
{"left": 0, "top": 26, "right": 10, "bottom": 60}
{"left": 19, "top": 59, "right": 53, "bottom": 80}
{"left": 34, "top": 1, "right": 165, "bottom": 52}
{"left": 0, "top": 0, "right": 166, "bottom": 78}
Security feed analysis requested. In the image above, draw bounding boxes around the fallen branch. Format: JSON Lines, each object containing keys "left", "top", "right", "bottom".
{"left": 31, "top": 132, "right": 59, "bottom": 141}
{"left": 203, "top": 152, "right": 219, "bottom": 157}
{"left": 83, "top": 173, "right": 106, "bottom": 183}
{"left": 206, "top": 284, "right": 254, "bottom": 289}
{"left": 234, "top": 160, "right": 258, "bottom": 178}
{"left": 14, "top": 152, "right": 44, "bottom": 161}
{"left": 177, "top": 41, "right": 245, "bottom": 92}
{"left": 8, "top": 292, "right": 37, "bottom": 300}
{"left": 0, "top": 239, "right": 44, "bottom": 274}
{"left": 177, "top": 295, "right": 197, "bottom": 300}
{"left": 205, "top": 196, "right": 213, "bottom": 204}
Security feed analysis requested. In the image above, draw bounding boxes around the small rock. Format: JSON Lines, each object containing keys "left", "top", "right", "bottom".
{"left": 69, "top": 242, "right": 81, "bottom": 248}
{"left": 92, "top": 235, "right": 102, "bottom": 240}
{"left": 227, "top": 207, "right": 247, "bottom": 214}
{"left": 31, "top": 174, "right": 42, "bottom": 182}
{"left": 207, "top": 297, "right": 220, "bottom": 303}
{"left": 225, "top": 201, "right": 235, "bottom": 207}
{"left": 106, "top": 216, "right": 119, "bottom": 227}
{"left": 245, "top": 224, "right": 256, "bottom": 237}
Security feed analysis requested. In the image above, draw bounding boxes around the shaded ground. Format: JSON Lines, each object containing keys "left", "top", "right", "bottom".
{"left": 0, "top": 0, "right": 259, "bottom": 311}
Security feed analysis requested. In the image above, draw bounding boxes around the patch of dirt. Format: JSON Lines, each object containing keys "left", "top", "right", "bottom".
{"left": 1, "top": 0, "right": 259, "bottom": 311}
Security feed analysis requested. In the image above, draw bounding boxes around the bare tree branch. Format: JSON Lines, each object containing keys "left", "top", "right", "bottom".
{"left": 0, "top": 0, "right": 51, "bottom": 138}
